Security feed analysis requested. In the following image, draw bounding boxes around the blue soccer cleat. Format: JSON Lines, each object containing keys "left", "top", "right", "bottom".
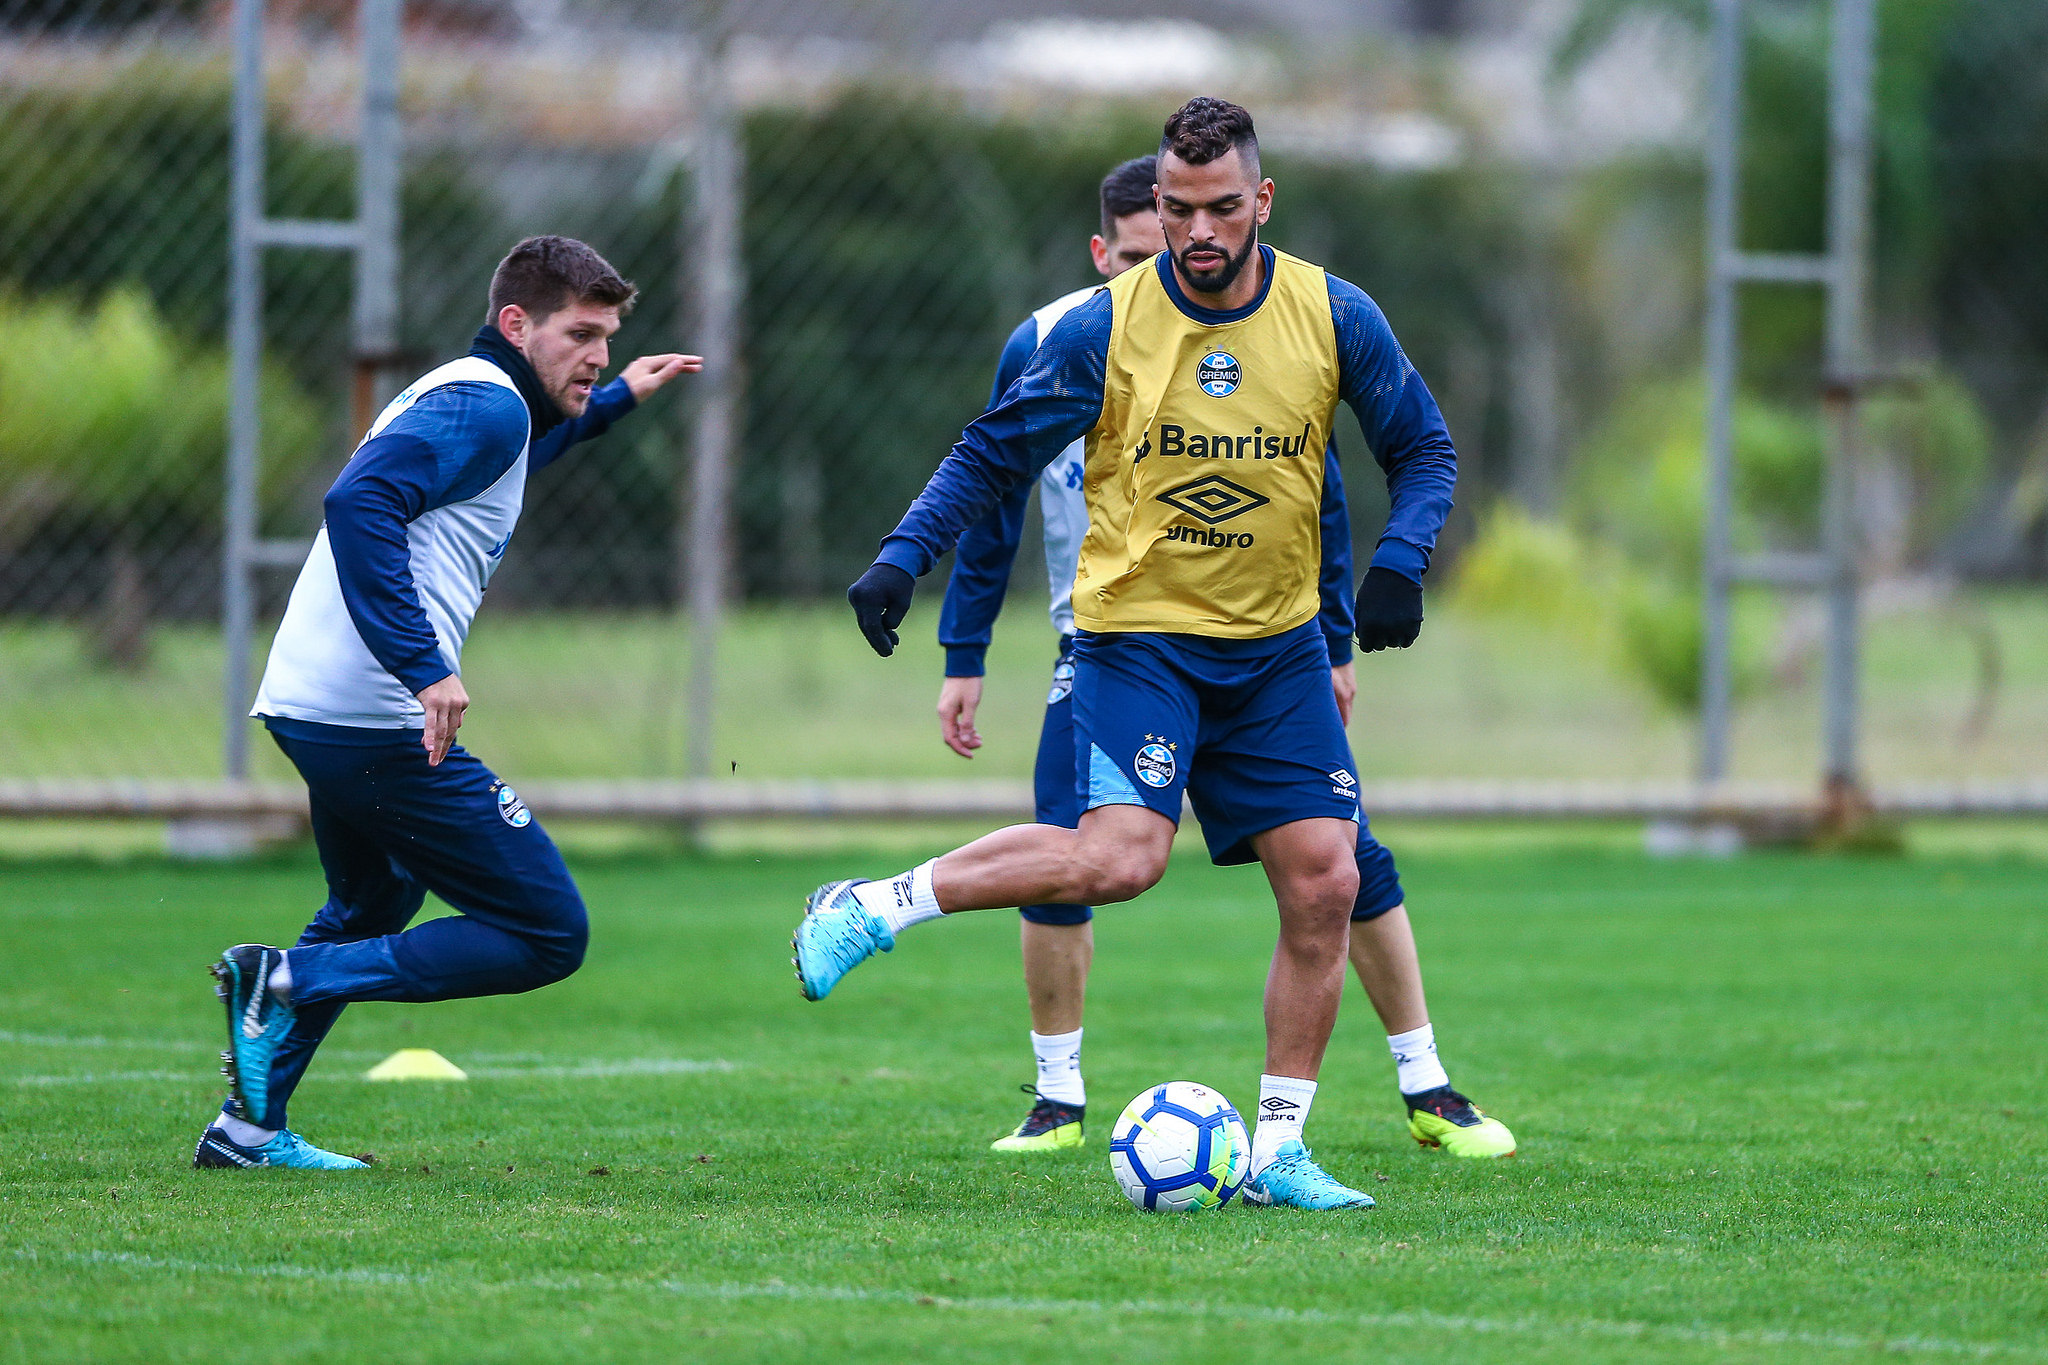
{"left": 1242, "top": 1140, "right": 1377, "bottom": 1210}
{"left": 193, "top": 1123, "right": 368, "bottom": 1170}
{"left": 792, "top": 879, "right": 894, "bottom": 1001}
{"left": 210, "top": 944, "right": 295, "bottom": 1128}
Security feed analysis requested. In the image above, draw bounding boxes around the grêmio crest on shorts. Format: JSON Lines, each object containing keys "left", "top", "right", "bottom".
{"left": 1075, "top": 248, "right": 1340, "bottom": 639}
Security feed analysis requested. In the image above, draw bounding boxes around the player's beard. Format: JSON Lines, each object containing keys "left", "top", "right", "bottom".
{"left": 536, "top": 355, "right": 594, "bottom": 416}
{"left": 1173, "top": 226, "right": 1259, "bottom": 297}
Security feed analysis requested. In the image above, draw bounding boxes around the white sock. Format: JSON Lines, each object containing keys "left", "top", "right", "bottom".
{"left": 1029, "top": 1028, "right": 1085, "bottom": 1106}
{"left": 213, "top": 1110, "right": 277, "bottom": 1147}
{"left": 1250, "top": 1073, "right": 1317, "bottom": 1172}
{"left": 267, "top": 952, "right": 293, "bottom": 1004}
{"left": 1388, "top": 1023, "right": 1450, "bottom": 1095}
{"left": 853, "top": 860, "right": 945, "bottom": 937}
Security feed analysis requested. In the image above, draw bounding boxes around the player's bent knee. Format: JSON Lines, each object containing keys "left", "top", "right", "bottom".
{"left": 524, "top": 896, "right": 589, "bottom": 987}
{"left": 1278, "top": 865, "right": 1360, "bottom": 940}
{"left": 1289, "top": 860, "right": 1358, "bottom": 902}
{"left": 1079, "top": 853, "right": 1166, "bottom": 906}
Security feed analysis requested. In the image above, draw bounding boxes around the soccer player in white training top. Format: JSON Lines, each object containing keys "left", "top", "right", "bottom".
{"left": 940, "top": 156, "right": 1516, "bottom": 1161}
{"left": 197, "top": 237, "right": 698, "bottom": 1169}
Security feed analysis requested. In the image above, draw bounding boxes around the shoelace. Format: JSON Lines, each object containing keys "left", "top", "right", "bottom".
{"left": 1014, "top": 1084, "right": 1081, "bottom": 1135}
{"left": 810, "top": 900, "right": 875, "bottom": 959}
{"left": 1414, "top": 1087, "right": 1481, "bottom": 1125}
{"left": 1261, "top": 1148, "right": 1368, "bottom": 1201}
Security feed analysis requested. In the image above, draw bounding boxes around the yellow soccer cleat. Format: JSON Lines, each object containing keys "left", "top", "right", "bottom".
{"left": 1405, "top": 1085, "right": 1516, "bottom": 1158}
{"left": 991, "top": 1087, "right": 1085, "bottom": 1153}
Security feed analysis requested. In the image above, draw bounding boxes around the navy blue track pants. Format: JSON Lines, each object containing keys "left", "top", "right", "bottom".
{"left": 252, "top": 726, "right": 586, "bottom": 1129}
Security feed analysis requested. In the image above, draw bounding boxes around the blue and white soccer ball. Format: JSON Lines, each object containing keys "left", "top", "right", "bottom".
{"left": 1108, "top": 1081, "right": 1250, "bottom": 1212}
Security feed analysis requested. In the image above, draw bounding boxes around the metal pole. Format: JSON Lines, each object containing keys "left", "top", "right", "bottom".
{"left": 1820, "top": 0, "right": 1874, "bottom": 794}
{"left": 1699, "top": 0, "right": 1742, "bottom": 781}
{"left": 354, "top": 0, "right": 402, "bottom": 428}
{"left": 223, "top": 0, "right": 265, "bottom": 780}
{"left": 684, "top": 23, "right": 742, "bottom": 778}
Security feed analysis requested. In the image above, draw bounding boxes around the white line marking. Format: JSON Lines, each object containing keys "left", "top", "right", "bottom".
{"left": 5, "top": 1057, "right": 736, "bottom": 1085}
{"left": 8, "top": 1070, "right": 199, "bottom": 1086}
{"left": 0, "top": 1030, "right": 202, "bottom": 1052}
{"left": 8, "top": 1248, "right": 2038, "bottom": 1360}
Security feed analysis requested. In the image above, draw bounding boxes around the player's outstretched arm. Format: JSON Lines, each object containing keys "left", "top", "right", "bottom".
{"left": 934, "top": 318, "right": 1041, "bottom": 745}
{"left": 850, "top": 296, "right": 1110, "bottom": 659}
{"left": 528, "top": 353, "right": 705, "bottom": 471}
{"left": 620, "top": 352, "right": 703, "bottom": 399}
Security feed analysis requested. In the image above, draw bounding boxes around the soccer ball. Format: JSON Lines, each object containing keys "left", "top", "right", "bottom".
{"left": 1108, "top": 1081, "right": 1250, "bottom": 1212}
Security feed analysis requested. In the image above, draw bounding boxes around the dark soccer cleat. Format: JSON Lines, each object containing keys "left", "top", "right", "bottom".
{"left": 211, "top": 944, "right": 295, "bottom": 1129}
{"left": 991, "top": 1085, "right": 1085, "bottom": 1152}
{"left": 1405, "top": 1084, "right": 1516, "bottom": 1158}
{"left": 193, "top": 1123, "right": 367, "bottom": 1170}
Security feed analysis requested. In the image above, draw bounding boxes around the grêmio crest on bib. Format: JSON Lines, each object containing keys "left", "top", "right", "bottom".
{"left": 1196, "top": 349, "right": 1241, "bottom": 397}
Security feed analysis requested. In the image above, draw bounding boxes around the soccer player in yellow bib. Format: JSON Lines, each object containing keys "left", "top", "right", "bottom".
{"left": 798, "top": 98, "right": 1512, "bottom": 1208}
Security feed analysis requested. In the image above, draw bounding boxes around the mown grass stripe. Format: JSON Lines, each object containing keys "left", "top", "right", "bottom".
{"left": 12, "top": 1247, "right": 2039, "bottom": 1361}
{"left": 463, "top": 1059, "right": 737, "bottom": 1078}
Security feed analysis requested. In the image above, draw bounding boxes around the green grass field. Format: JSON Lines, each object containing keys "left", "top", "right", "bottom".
{"left": 2, "top": 844, "right": 2044, "bottom": 1362}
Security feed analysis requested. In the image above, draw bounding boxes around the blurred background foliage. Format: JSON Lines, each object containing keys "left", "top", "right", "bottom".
{"left": 0, "top": 287, "right": 318, "bottom": 666}
{"left": 1471, "top": 0, "right": 2045, "bottom": 709}
{"left": 0, "top": 0, "right": 2042, "bottom": 722}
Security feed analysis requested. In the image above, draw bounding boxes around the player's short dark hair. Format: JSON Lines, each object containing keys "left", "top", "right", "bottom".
{"left": 1159, "top": 97, "right": 1260, "bottom": 178}
{"left": 485, "top": 235, "right": 638, "bottom": 325}
{"left": 1099, "top": 155, "right": 1159, "bottom": 239}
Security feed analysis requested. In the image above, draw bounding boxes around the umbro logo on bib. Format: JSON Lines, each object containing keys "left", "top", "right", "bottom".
{"left": 1157, "top": 474, "right": 1270, "bottom": 525}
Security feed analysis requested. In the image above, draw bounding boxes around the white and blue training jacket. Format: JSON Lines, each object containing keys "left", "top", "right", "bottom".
{"left": 254, "top": 340, "right": 634, "bottom": 731}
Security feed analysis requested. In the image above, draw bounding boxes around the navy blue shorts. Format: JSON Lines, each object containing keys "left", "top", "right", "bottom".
{"left": 1022, "top": 638, "right": 1092, "bottom": 926}
{"left": 1352, "top": 812, "right": 1405, "bottom": 922}
{"left": 1071, "top": 622, "right": 1364, "bottom": 868}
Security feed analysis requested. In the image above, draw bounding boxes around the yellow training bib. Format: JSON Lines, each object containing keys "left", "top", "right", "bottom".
{"left": 1074, "top": 248, "right": 1340, "bottom": 638}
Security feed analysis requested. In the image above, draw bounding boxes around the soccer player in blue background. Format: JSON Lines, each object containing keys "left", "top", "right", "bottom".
{"left": 198, "top": 237, "right": 698, "bottom": 1169}
{"left": 803, "top": 99, "right": 1509, "bottom": 1209}
{"left": 941, "top": 158, "right": 1516, "bottom": 1162}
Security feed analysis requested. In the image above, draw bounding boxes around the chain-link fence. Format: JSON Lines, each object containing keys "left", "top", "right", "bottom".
{"left": 2, "top": 0, "right": 2045, "bottom": 799}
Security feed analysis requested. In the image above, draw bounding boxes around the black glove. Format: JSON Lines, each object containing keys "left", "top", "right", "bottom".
{"left": 1353, "top": 565, "right": 1423, "bottom": 653}
{"left": 847, "top": 562, "right": 916, "bottom": 657}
